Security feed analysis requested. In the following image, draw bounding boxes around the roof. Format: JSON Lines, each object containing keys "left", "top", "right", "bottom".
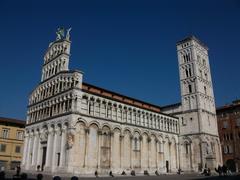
{"left": 0, "top": 117, "right": 26, "bottom": 128}
{"left": 82, "top": 82, "right": 161, "bottom": 112}
{"left": 82, "top": 82, "right": 177, "bottom": 118}
{"left": 161, "top": 102, "right": 181, "bottom": 109}
{"left": 217, "top": 100, "right": 240, "bottom": 112}
{"left": 176, "top": 35, "right": 208, "bottom": 50}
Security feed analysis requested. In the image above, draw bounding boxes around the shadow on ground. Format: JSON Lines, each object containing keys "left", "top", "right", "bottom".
{"left": 193, "top": 175, "right": 240, "bottom": 180}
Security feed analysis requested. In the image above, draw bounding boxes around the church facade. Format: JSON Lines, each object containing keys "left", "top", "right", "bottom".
{"left": 21, "top": 29, "right": 222, "bottom": 175}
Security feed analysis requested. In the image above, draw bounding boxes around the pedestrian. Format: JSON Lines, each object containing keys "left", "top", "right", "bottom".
{"left": 71, "top": 176, "right": 78, "bottom": 180}
{"left": 53, "top": 176, "right": 61, "bottom": 180}
{"left": 16, "top": 165, "right": 21, "bottom": 176}
{"left": 121, "top": 171, "right": 126, "bottom": 175}
{"left": 222, "top": 165, "right": 227, "bottom": 176}
{"left": 207, "top": 168, "right": 211, "bottom": 176}
{"left": 37, "top": 165, "right": 41, "bottom": 171}
{"left": 95, "top": 170, "right": 98, "bottom": 177}
{"left": 202, "top": 168, "right": 207, "bottom": 176}
{"left": 37, "top": 173, "right": 43, "bottom": 180}
{"left": 0, "top": 171, "right": 5, "bottom": 180}
{"left": 109, "top": 171, "right": 114, "bottom": 177}
{"left": 20, "top": 173, "right": 28, "bottom": 180}
{"left": 215, "top": 165, "right": 222, "bottom": 176}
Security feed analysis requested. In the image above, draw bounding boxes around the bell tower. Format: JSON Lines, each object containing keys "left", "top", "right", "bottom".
{"left": 177, "top": 36, "right": 217, "bottom": 136}
{"left": 176, "top": 36, "right": 222, "bottom": 171}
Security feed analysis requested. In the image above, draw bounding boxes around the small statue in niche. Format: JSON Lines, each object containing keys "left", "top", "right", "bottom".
{"left": 40, "top": 132, "right": 47, "bottom": 142}
{"left": 66, "top": 132, "right": 74, "bottom": 149}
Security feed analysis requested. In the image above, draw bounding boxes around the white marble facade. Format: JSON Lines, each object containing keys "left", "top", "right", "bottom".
{"left": 22, "top": 30, "right": 222, "bottom": 175}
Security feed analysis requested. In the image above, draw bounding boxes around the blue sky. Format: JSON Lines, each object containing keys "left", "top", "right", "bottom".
{"left": 0, "top": 0, "right": 240, "bottom": 120}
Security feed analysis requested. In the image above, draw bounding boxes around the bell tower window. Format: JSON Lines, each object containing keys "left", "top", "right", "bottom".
{"left": 188, "top": 84, "right": 192, "bottom": 93}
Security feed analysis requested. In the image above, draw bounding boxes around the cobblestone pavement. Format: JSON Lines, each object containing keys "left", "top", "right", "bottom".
{"left": 3, "top": 171, "right": 240, "bottom": 180}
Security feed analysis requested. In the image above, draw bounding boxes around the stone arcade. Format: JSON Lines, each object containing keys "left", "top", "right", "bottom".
{"left": 21, "top": 29, "right": 222, "bottom": 175}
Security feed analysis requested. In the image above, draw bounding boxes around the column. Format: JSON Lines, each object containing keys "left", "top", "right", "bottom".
{"left": 126, "top": 110, "right": 128, "bottom": 123}
{"left": 162, "top": 141, "right": 165, "bottom": 170}
{"left": 119, "top": 135, "right": 123, "bottom": 169}
{"left": 31, "top": 133, "right": 37, "bottom": 166}
{"left": 176, "top": 143, "right": 179, "bottom": 170}
{"left": 131, "top": 111, "right": 133, "bottom": 124}
{"left": 110, "top": 131, "right": 114, "bottom": 168}
{"left": 70, "top": 98, "right": 74, "bottom": 111}
{"left": 189, "top": 143, "right": 193, "bottom": 170}
{"left": 60, "top": 126, "right": 67, "bottom": 167}
{"left": 147, "top": 137, "right": 151, "bottom": 169}
{"left": 31, "top": 131, "right": 39, "bottom": 167}
{"left": 105, "top": 104, "right": 107, "bottom": 118}
{"left": 111, "top": 105, "right": 113, "bottom": 120}
{"left": 22, "top": 132, "right": 29, "bottom": 166}
{"left": 83, "top": 128, "right": 89, "bottom": 167}
{"left": 57, "top": 81, "right": 60, "bottom": 93}
{"left": 35, "top": 111, "right": 38, "bottom": 121}
{"left": 121, "top": 109, "right": 123, "bottom": 122}
{"left": 139, "top": 136, "right": 143, "bottom": 169}
{"left": 26, "top": 133, "right": 33, "bottom": 170}
{"left": 58, "top": 102, "right": 62, "bottom": 114}
{"left": 169, "top": 142, "right": 172, "bottom": 172}
{"left": 130, "top": 135, "right": 133, "bottom": 169}
{"left": 45, "top": 127, "right": 54, "bottom": 169}
{"left": 87, "top": 100, "right": 90, "bottom": 114}
{"left": 97, "top": 130, "right": 102, "bottom": 169}
{"left": 52, "top": 126, "right": 60, "bottom": 171}
{"left": 178, "top": 143, "right": 181, "bottom": 170}
{"left": 63, "top": 101, "right": 66, "bottom": 113}
{"left": 156, "top": 140, "right": 158, "bottom": 169}
{"left": 48, "top": 105, "right": 51, "bottom": 116}
{"left": 36, "top": 133, "right": 42, "bottom": 169}
{"left": 92, "top": 100, "right": 95, "bottom": 116}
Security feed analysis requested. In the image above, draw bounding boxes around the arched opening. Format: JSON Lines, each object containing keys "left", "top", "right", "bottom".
{"left": 226, "top": 159, "right": 236, "bottom": 172}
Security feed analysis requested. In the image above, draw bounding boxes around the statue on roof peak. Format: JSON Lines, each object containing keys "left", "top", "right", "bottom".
{"left": 66, "top": 27, "right": 72, "bottom": 41}
{"left": 56, "top": 27, "right": 72, "bottom": 41}
{"left": 56, "top": 27, "right": 65, "bottom": 40}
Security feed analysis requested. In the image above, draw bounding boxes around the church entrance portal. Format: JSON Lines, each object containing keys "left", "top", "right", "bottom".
{"left": 166, "top": 160, "right": 169, "bottom": 172}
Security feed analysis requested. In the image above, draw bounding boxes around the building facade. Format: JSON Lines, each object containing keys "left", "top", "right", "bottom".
{"left": 21, "top": 29, "right": 221, "bottom": 175}
{"left": 216, "top": 100, "right": 240, "bottom": 172}
{"left": 0, "top": 117, "right": 25, "bottom": 170}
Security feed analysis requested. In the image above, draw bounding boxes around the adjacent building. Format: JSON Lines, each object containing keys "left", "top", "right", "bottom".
{"left": 21, "top": 29, "right": 222, "bottom": 175}
{"left": 0, "top": 117, "right": 25, "bottom": 170}
{"left": 217, "top": 100, "right": 240, "bottom": 172}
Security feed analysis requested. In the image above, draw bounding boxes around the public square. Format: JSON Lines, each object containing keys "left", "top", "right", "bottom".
{"left": 3, "top": 170, "right": 240, "bottom": 180}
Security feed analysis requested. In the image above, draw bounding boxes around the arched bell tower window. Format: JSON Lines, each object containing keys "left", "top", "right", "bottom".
{"left": 188, "top": 84, "right": 192, "bottom": 93}
{"left": 185, "top": 143, "right": 189, "bottom": 154}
